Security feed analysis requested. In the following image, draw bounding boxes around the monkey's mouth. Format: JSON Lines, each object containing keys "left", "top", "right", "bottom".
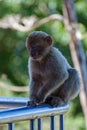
{"left": 31, "top": 54, "right": 43, "bottom": 61}
{"left": 31, "top": 51, "right": 43, "bottom": 60}
{"left": 32, "top": 56, "right": 42, "bottom": 60}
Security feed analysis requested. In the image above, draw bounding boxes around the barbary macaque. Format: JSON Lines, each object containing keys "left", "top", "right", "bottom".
{"left": 26, "top": 31, "right": 81, "bottom": 107}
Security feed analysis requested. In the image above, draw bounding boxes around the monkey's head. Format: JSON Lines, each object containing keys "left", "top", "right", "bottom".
{"left": 26, "top": 31, "right": 53, "bottom": 61}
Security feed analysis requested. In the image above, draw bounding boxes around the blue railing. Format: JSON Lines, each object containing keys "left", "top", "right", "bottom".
{"left": 0, "top": 97, "right": 69, "bottom": 130}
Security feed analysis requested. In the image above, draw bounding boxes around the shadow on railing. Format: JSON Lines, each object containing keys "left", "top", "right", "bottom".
{"left": 0, "top": 96, "right": 69, "bottom": 130}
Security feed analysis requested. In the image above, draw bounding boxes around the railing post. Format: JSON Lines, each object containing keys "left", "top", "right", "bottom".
{"left": 30, "top": 119, "right": 35, "bottom": 130}
{"left": 59, "top": 114, "right": 64, "bottom": 130}
{"left": 38, "top": 118, "right": 42, "bottom": 130}
{"left": 50, "top": 116, "right": 55, "bottom": 130}
{"left": 8, "top": 123, "right": 14, "bottom": 130}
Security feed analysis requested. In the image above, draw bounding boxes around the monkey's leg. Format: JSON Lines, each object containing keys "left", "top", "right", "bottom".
{"left": 47, "top": 68, "right": 80, "bottom": 107}
{"left": 45, "top": 96, "right": 65, "bottom": 107}
{"left": 59, "top": 68, "right": 80, "bottom": 100}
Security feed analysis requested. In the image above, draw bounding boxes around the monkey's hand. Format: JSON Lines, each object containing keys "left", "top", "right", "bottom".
{"left": 27, "top": 96, "right": 43, "bottom": 107}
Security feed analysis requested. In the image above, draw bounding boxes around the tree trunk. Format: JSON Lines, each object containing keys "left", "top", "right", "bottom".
{"left": 62, "top": 0, "right": 87, "bottom": 128}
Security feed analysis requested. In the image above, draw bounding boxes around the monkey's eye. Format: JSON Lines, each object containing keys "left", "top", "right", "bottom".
{"left": 31, "top": 45, "right": 42, "bottom": 50}
{"left": 29, "top": 44, "right": 37, "bottom": 50}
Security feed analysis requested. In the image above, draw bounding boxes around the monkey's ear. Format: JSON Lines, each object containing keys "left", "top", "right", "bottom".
{"left": 45, "top": 36, "right": 52, "bottom": 45}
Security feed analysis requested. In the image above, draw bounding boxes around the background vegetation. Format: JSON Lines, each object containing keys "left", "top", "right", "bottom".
{"left": 0, "top": 0, "right": 87, "bottom": 129}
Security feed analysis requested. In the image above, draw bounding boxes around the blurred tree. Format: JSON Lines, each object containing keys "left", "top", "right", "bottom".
{"left": 62, "top": 0, "right": 87, "bottom": 128}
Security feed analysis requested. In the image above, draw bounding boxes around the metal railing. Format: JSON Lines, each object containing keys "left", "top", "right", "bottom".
{"left": 0, "top": 97, "right": 69, "bottom": 130}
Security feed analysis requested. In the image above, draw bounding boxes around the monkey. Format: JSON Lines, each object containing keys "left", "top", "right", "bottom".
{"left": 26, "top": 31, "right": 81, "bottom": 107}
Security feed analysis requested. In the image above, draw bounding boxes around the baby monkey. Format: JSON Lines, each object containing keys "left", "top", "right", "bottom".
{"left": 26, "top": 31, "right": 81, "bottom": 107}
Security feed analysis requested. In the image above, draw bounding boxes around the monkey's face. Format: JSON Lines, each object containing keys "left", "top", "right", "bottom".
{"left": 26, "top": 31, "right": 53, "bottom": 61}
{"left": 29, "top": 43, "right": 45, "bottom": 60}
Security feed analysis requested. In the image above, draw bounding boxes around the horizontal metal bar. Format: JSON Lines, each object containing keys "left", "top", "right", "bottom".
{"left": 0, "top": 96, "right": 28, "bottom": 108}
{"left": 0, "top": 104, "right": 69, "bottom": 124}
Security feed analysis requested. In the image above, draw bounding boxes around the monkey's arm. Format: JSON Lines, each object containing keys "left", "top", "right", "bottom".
{"left": 37, "top": 71, "right": 69, "bottom": 103}
{"left": 28, "top": 75, "right": 43, "bottom": 106}
{"left": 29, "top": 79, "right": 38, "bottom": 98}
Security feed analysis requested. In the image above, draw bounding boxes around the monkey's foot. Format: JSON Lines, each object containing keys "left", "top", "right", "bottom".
{"left": 27, "top": 100, "right": 38, "bottom": 107}
{"left": 27, "top": 99, "right": 43, "bottom": 107}
{"left": 50, "top": 97, "right": 66, "bottom": 107}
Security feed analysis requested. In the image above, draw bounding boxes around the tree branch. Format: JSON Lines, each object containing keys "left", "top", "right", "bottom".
{"left": 0, "top": 14, "right": 86, "bottom": 40}
{"left": 0, "top": 14, "right": 64, "bottom": 32}
{"left": 62, "top": 0, "right": 87, "bottom": 128}
{"left": 0, "top": 82, "right": 28, "bottom": 92}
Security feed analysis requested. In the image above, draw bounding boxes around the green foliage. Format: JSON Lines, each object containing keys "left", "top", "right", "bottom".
{"left": 0, "top": 29, "right": 28, "bottom": 85}
{"left": 0, "top": 0, "right": 62, "bottom": 18}
{"left": 65, "top": 115, "right": 85, "bottom": 130}
{"left": 75, "top": 1, "right": 87, "bottom": 27}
